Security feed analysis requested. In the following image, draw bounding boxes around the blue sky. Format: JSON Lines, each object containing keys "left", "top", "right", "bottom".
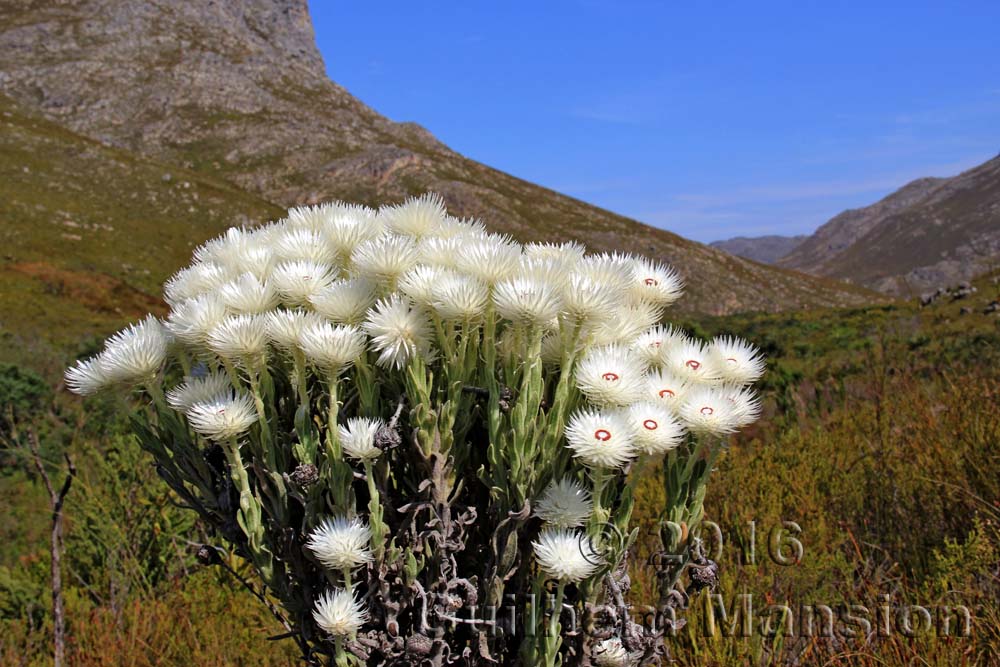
{"left": 312, "top": 2, "right": 999, "bottom": 242}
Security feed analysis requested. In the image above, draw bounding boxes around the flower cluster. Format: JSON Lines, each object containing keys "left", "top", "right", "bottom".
{"left": 64, "top": 193, "right": 764, "bottom": 663}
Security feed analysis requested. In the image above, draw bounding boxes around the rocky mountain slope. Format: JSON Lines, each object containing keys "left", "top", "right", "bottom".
{"left": 710, "top": 235, "right": 807, "bottom": 264}
{"left": 778, "top": 159, "right": 1000, "bottom": 295}
{"left": 0, "top": 0, "right": 876, "bottom": 340}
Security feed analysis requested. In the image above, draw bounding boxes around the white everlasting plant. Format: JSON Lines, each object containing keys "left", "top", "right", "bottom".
{"left": 65, "top": 193, "right": 763, "bottom": 665}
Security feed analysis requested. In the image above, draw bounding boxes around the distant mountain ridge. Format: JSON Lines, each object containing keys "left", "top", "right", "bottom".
{"left": 778, "top": 158, "right": 1000, "bottom": 295}
{"left": 0, "top": 0, "right": 876, "bottom": 346}
{"left": 710, "top": 235, "right": 808, "bottom": 264}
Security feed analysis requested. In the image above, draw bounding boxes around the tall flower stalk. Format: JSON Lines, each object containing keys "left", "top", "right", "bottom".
{"left": 66, "top": 193, "right": 764, "bottom": 665}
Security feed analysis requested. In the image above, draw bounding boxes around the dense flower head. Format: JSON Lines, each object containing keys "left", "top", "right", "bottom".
{"left": 309, "top": 278, "right": 376, "bottom": 324}
{"left": 575, "top": 345, "right": 648, "bottom": 407}
{"left": 313, "top": 588, "right": 369, "bottom": 637}
{"left": 532, "top": 528, "right": 601, "bottom": 582}
{"left": 565, "top": 408, "right": 637, "bottom": 469}
{"left": 99, "top": 316, "right": 170, "bottom": 386}
{"left": 594, "top": 638, "right": 631, "bottom": 667}
{"left": 306, "top": 516, "right": 373, "bottom": 571}
{"left": 339, "top": 417, "right": 385, "bottom": 461}
{"left": 664, "top": 339, "right": 721, "bottom": 385}
{"left": 298, "top": 321, "right": 365, "bottom": 373}
{"left": 271, "top": 260, "right": 335, "bottom": 306}
{"left": 219, "top": 273, "right": 279, "bottom": 315}
{"left": 381, "top": 192, "right": 448, "bottom": 238}
{"left": 710, "top": 335, "right": 766, "bottom": 385}
{"left": 351, "top": 234, "right": 419, "bottom": 283}
{"left": 679, "top": 387, "right": 740, "bottom": 437}
{"left": 534, "top": 477, "right": 593, "bottom": 528}
{"left": 493, "top": 276, "right": 564, "bottom": 325}
{"left": 186, "top": 391, "right": 258, "bottom": 441}
{"left": 166, "top": 371, "right": 232, "bottom": 412}
{"left": 166, "top": 293, "right": 228, "bottom": 346}
{"left": 363, "top": 295, "right": 433, "bottom": 370}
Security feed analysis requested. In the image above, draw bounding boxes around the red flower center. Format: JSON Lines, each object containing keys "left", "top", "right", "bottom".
{"left": 685, "top": 359, "right": 701, "bottom": 371}
{"left": 726, "top": 356, "right": 738, "bottom": 366}
{"left": 643, "top": 419, "right": 658, "bottom": 430}
{"left": 644, "top": 277, "right": 658, "bottom": 286}
{"left": 602, "top": 372, "right": 620, "bottom": 382}
{"left": 700, "top": 406, "right": 714, "bottom": 416}
{"left": 594, "top": 429, "right": 612, "bottom": 442}
{"left": 658, "top": 389, "right": 675, "bottom": 398}
{"left": 650, "top": 341, "right": 662, "bottom": 348}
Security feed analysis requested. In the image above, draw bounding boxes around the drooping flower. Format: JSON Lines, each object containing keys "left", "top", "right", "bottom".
{"left": 575, "top": 345, "right": 648, "bottom": 407}
{"left": 166, "top": 371, "right": 232, "bottom": 412}
{"left": 532, "top": 528, "right": 601, "bottom": 583}
{"left": 271, "top": 260, "right": 336, "bottom": 307}
{"left": 100, "top": 316, "right": 169, "bottom": 385}
{"left": 219, "top": 273, "right": 279, "bottom": 315}
{"left": 312, "top": 589, "right": 369, "bottom": 637}
{"left": 709, "top": 335, "right": 766, "bottom": 385}
{"left": 534, "top": 477, "right": 593, "bottom": 528}
{"left": 186, "top": 391, "right": 258, "bottom": 440}
{"left": 626, "top": 401, "right": 686, "bottom": 455}
{"left": 630, "top": 257, "right": 683, "bottom": 307}
{"left": 363, "top": 295, "right": 433, "bottom": 369}
{"left": 339, "top": 417, "right": 385, "bottom": 461}
{"left": 297, "top": 321, "right": 365, "bottom": 373}
{"left": 206, "top": 314, "right": 269, "bottom": 369}
{"left": 565, "top": 409, "right": 637, "bottom": 469}
{"left": 64, "top": 356, "right": 111, "bottom": 395}
{"left": 306, "top": 517, "right": 373, "bottom": 571}
{"left": 679, "top": 387, "right": 739, "bottom": 437}
{"left": 309, "top": 278, "right": 376, "bottom": 324}
{"left": 593, "top": 637, "right": 631, "bottom": 667}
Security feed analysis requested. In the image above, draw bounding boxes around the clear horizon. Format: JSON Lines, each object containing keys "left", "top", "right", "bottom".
{"left": 312, "top": 2, "right": 999, "bottom": 243}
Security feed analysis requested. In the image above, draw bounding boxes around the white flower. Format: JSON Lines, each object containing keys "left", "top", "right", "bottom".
{"left": 679, "top": 387, "right": 739, "bottom": 437}
{"left": 313, "top": 588, "right": 369, "bottom": 638}
{"left": 430, "top": 273, "right": 488, "bottom": 321}
{"left": 286, "top": 204, "right": 333, "bottom": 233}
{"left": 664, "top": 340, "right": 721, "bottom": 384}
{"left": 381, "top": 192, "right": 448, "bottom": 238}
{"left": 631, "top": 325, "right": 686, "bottom": 367}
{"left": 298, "top": 321, "right": 365, "bottom": 373}
{"left": 565, "top": 409, "right": 637, "bottom": 469}
{"left": 455, "top": 236, "right": 521, "bottom": 285}
{"left": 589, "top": 301, "right": 662, "bottom": 346}
{"left": 720, "top": 385, "right": 763, "bottom": 428}
{"left": 166, "top": 371, "right": 232, "bottom": 411}
{"left": 493, "top": 277, "right": 564, "bottom": 325}
{"left": 271, "top": 260, "right": 336, "bottom": 307}
{"left": 710, "top": 336, "right": 765, "bottom": 385}
{"left": 645, "top": 370, "right": 691, "bottom": 410}
{"left": 338, "top": 417, "right": 385, "bottom": 461}
{"left": 363, "top": 295, "right": 433, "bottom": 370}
{"left": 309, "top": 278, "right": 376, "bottom": 324}
{"left": 594, "top": 638, "right": 631, "bottom": 667}
{"left": 534, "top": 477, "right": 593, "bottom": 528}
{"left": 207, "top": 314, "right": 269, "bottom": 368}
{"left": 351, "top": 234, "right": 418, "bottom": 283}
{"left": 166, "top": 294, "right": 228, "bottom": 346}
{"left": 274, "top": 228, "right": 336, "bottom": 265}
{"left": 626, "top": 402, "right": 685, "bottom": 455}
{"left": 219, "top": 273, "right": 279, "bottom": 314}
{"left": 100, "top": 316, "right": 169, "bottom": 385}
{"left": 306, "top": 517, "right": 373, "bottom": 571}
{"left": 630, "top": 257, "right": 683, "bottom": 307}
{"left": 322, "top": 212, "right": 381, "bottom": 260}
{"left": 532, "top": 529, "right": 601, "bottom": 583}
{"left": 578, "top": 253, "right": 634, "bottom": 292}
{"left": 399, "top": 265, "right": 450, "bottom": 306}
{"left": 186, "top": 391, "right": 258, "bottom": 440}
{"left": 265, "top": 309, "right": 324, "bottom": 351}
{"left": 64, "top": 356, "right": 111, "bottom": 395}
{"left": 415, "top": 237, "right": 465, "bottom": 268}
{"left": 523, "top": 241, "right": 585, "bottom": 266}
{"left": 163, "top": 262, "right": 230, "bottom": 305}
{"left": 575, "top": 345, "right": 648, "bottom": 407}
{"left": 562, "top": 273, "right": 620, "bottom": 324}
{"left": 434, "top": 215, "right": 487, "bottom": 239}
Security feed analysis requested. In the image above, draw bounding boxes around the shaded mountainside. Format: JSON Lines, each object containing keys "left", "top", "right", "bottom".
{"left": 0, "top": 0, "right": 877, "bottom": 336}
{"left": 710, "top": 234, "right": 807, "bottom": 264}
{"left": 779, "top": 158, "right": 1000, "bottom": 295}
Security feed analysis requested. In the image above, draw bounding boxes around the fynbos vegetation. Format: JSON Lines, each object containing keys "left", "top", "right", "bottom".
{"left": 61, "top": 194, "right": 765, "bottom": 665}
